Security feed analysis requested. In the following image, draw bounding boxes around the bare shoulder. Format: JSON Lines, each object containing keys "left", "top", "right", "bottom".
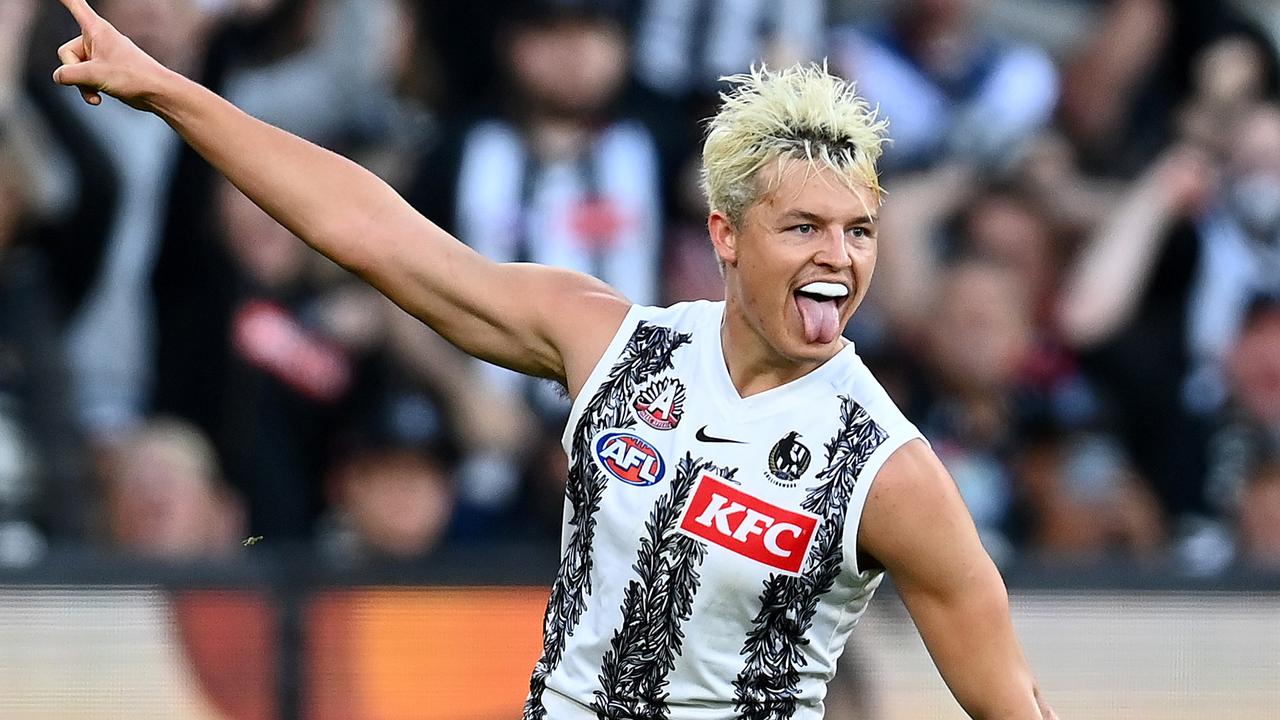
{"left": 857, "top": 439, "right": 990, "bottom": 586}
{"left": 521, "top": 265, "right": 632, "bottom": 398}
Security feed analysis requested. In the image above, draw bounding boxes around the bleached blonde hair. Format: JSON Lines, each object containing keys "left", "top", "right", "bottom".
{"left": 701, "top": 63, "right": 889, "bottom": 227}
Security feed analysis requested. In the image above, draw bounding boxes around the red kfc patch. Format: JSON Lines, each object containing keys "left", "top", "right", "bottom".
{"left": 679, "top": 474, "right": 820, "bottom": 574}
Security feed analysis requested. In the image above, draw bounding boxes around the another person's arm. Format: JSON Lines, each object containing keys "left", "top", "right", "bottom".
{"left": 51, "top": 0, "right": 628, "bottom": 396}
{"left": 859, "top": 440, "right": 1057, "bottom": 719}
{"left": 1056, "top": 145, "right": 1212, "bottom": 349}
{"left": 873, "top": 163, "right": 977, "bottom": 339}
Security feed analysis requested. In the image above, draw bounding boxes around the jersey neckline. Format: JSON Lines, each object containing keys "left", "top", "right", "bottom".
{"left": 701, "top": 301, "right": 861, "bottom": 418}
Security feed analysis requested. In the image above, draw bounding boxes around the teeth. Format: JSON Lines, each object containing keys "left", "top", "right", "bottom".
{"left": 798, "top": 282, "right": 849, "bottom": 299}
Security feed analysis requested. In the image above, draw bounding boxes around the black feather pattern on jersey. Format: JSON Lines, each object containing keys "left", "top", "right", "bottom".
{"left": 590, "top": 455, "right": 732, "bottom": 719}
{"left": 524, "top": 321, "right": 692, "bottom": 720}
{"left": 732, "top": 396, "right": 887, "bottom": 719}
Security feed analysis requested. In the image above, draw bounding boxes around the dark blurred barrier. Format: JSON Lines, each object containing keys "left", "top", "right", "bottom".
{"left": 0, "top": 548, "right": 1277, "bottom": 719}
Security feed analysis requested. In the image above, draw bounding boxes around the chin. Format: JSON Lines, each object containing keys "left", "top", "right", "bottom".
{"left": 783, "top": 334, "right": 843, "bottom": 364}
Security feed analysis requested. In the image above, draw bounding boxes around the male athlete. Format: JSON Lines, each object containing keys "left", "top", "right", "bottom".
{"left": 52, "top": 0, "right": 1056, "bottom": 717}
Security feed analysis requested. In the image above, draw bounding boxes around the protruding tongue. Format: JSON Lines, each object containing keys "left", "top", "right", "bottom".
{"left": 796, "top": 294, "right": 839, "bottom": 344}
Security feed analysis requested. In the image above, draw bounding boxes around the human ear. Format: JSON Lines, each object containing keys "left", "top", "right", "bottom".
{"left": 708, "top": 211, "right": 738, "bottom": 267}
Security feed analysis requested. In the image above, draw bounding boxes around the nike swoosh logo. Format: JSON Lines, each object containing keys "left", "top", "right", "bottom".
{"left": 695, "top": 426, "right": 747, "bottom": 444}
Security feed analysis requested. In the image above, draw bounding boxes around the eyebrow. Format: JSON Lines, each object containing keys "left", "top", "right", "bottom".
{"left": 779, "top": 209, "right": 877, "bottom": 225}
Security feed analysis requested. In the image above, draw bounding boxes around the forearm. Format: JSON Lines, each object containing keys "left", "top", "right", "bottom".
{"left": 146, "top": 69, "right": 418, "bottom": 276}
{"left": 910, "top": 581, "right": 1044, "bottom": 719}
{"left": 865, "top": 446, "right": 1048, "bottom": 720}
{"left": 877, "top": 163, "right": 976, "bottom": 335}
{"left": 1057, "top": 181, "right": 1176, "bottom": 348}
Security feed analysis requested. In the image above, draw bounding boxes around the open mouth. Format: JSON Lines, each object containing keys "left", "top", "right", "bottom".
{"left": 794, "top": 281, "right": 849, "bottom": 344}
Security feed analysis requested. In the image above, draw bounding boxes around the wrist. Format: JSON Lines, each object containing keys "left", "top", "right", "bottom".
{"left": 143, "top": 67, "right": 200, "bottom": 122}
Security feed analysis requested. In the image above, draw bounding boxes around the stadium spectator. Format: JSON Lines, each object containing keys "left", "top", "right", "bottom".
{"left": 1018, "top": 433, "right": 1164, "bottom": 561}
{"left": 630, "top": 0, "right": 824, "bottom": 105}
{"left": 1236, "top": 455, "right": 1280, "bottom": 570}
{"left": 1177, "top": 34, "right": 1278, "bottom": 159}
{"left": 0, "top": 0, "right": 117, "bottom": 561}
{"left": 1204, "top": 295, "right": 1280, "bottom": 521}
{"left": 830, "top": 0, "right": 1059, "bottom": 173}
{"left": 152, "top": 179, "right": 365, "bottom": 540}
{"left": 1058, "top": 0, "right": 1279, "bottom": 176}
{"left": 100, "top": 417, "right": 245, "bottom": 559}
{"left": 405, "top": 0, "right": 665, "bottom": 524}
{"left": 318, "top": 437, "right": 455, "bottom": 565}
{"left": 863, "top": 156, "right": 1159, "bottom": 561}
{"left": 1059, "top": 105, "right": 1280, "bottom": 536}
{"left": 51, "top": 0, "right": 217, "bottom": 443}
{"left": 408, "top": 1, "right": 663, "bottom": 313}
{"left": 911, "top": 260, "right": 1034, "bottom": 560}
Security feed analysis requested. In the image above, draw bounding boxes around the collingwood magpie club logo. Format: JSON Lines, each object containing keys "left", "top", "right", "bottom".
{"left": 765, "top": 431, "right": 811, "bottom": 487}
{"left": 633, "top": 378, "right": 685, "bottom": 431}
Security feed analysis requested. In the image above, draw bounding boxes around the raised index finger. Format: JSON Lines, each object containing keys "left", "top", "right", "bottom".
{"left": 58, "top": 0, "right": 101, "bottom": 29}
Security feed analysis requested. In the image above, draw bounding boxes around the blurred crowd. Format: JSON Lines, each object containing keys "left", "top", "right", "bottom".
{"left": 2, "top": 0, "right": 1280, "bottom": 577}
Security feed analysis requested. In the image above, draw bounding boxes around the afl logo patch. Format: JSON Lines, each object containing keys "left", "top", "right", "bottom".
{"left": 766, "top": 431, "right": 811, "bottom": 487}
{"left": 594, "top": 430, "right": 667, "bottom": 487}
{"left": 633, "top": 378, "right": 685, "bottom": 430}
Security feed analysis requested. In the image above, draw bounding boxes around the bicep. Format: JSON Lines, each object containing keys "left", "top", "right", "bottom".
{"left": 362, "top": 220, "right": 631, "bottom": 391}
{"left": 859, "top": 441, "right": 1038, "bottom": 718}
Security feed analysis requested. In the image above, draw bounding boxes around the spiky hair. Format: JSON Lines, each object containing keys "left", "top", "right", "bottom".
{"left": 701, "top": 63, "right": 889, "bottom": 226}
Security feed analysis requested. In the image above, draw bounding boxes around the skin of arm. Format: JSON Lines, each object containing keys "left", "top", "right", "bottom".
{"left": 1056, "top": 145, "right": 1213, "bottom": 349}
{"left": 874, "top": 163, "right": 977, "bottom": 339}
{"left": 51, "top": 0, "right": 630, "bottom": 398}
{"left": 859, "top": 439, "right": 1057, "bottom": 720}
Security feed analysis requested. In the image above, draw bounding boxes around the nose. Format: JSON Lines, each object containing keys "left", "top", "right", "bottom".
{"left": 813, "top": 226, "right": 853, "bottom": 270}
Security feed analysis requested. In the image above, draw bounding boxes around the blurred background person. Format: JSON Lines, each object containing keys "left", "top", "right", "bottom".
{"left": 905, "top": 260, "right": 1036, "bottom": 561}
{"left": 100, "top": 417, "right": 245, "bottom": 559}
{"left": 152, "top": 178, "right": 363, "bottom": 542}
{"left": 1058, "top": 0, "right": 1278, "bottom": 176}
{"left": 1058, "top": 104, "right": 1280, "bottom": 568}
{"left": 1236, "top": 455, "right": 1280, "bottom": 570}
{"left": 1204, "top": 295, "right": 1280, "bottom": 546}
{"left": 0, "top": 0, "right": 117, "bottom": 565}
{"left": 631, "top": 0, "right": 824, "bottom": 107}
{"left": 408, "top": 0, "right": 662, "bottom": 313}
{"left": 316, "top": 414, "right": 456, "bottom": 567}
{"left": 831, "top": 0, "right": 1059, "bottom": 174}
{"left": 47, "top": 0, "right": 216, "bottom": 448}
{"left": 404, "top": 0, "right": 665, "bottom": 533}
{"left": 1018, "top": 432, "right": 1164, "bottom": 562}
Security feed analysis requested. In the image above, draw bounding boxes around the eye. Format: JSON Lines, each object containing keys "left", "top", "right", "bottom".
{"left": 847, "top": 226, "right": 871, "bottom": 239}
{"left": 791, "top": 224, "right": 816, "bottom": 235}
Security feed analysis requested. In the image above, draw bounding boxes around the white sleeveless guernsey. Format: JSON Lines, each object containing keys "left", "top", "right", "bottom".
{"left": 524, "top": 301, "right": 923, "bottom": 720}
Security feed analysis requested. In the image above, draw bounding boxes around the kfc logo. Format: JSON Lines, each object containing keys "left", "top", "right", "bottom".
{"left": 594, "top": 430, "right": 667, "bottom": 487}
{"left": 633, "top": 378, "right": 685, "bottom": 430}
{"left": 679, "top": 474, "right": 819, "bottom": 574}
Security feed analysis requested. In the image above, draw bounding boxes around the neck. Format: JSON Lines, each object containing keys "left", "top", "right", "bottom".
{"left": 718, "top": 298, "right": 842, "bottom": 398}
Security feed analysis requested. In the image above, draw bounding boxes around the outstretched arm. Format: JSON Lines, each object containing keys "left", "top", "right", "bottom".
{"left": 859, "top": 441, "right": 1057, "bottom": 719}
{"left": 51, "top": 0, "right": 629, "bottom": 395}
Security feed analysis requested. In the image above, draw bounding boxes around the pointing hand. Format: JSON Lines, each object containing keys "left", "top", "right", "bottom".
{"left": 53, "top": 0, "right": 170, "bottom": 110}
